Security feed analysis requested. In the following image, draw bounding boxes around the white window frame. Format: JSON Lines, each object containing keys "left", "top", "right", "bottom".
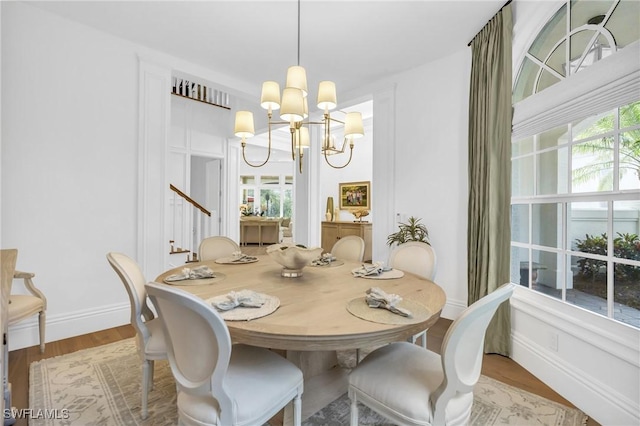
{"left": 511, "top": 3, "right": 640, "bottom": 327}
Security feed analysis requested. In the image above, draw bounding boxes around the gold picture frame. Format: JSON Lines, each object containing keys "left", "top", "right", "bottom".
{"left": 339, "top": 181, "right": 370, "bottom": 210}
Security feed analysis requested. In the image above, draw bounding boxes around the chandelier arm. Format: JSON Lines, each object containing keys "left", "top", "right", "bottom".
{"left": 240, "top": 112, "right": 275, "bottom": 168}
{"left": 336, "top": 137, "right": 348, "bottom": 153}
{"left": 323, "top": 142, "right": 354, "bottom": 169}
{"left": 241, "top": 140, "right": 272, "bottom": 168}
{"left": 325, "top": 116, "right": 346, "bottom": 125}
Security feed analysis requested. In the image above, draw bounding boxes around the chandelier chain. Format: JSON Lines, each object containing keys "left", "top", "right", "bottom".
{"left": 297, "top": 0, "right": 301, "bottom": 66}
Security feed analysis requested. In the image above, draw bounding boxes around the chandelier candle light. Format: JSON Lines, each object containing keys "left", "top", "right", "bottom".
{"left": 233, "top": 0, "right": 365, "bottom": 173}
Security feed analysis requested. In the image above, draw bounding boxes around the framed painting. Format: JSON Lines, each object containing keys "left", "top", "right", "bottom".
{"left": 339, "top": 181, "right": 370, "bottom": 210}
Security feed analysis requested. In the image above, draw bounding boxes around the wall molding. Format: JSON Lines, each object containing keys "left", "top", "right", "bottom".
{"left": 512, "top": 327, "right": 638, "bottom": 424}
{"left": 442, "top": 297, "right": 467, "bottom": 319}
{"left": 511, "top": 289, "right": 640, "bottom": 425}
{"left": 511, "top": 289, "right": 639, "bottom": 365}
{"left": 8, "top": 303, "right": 130, "bottom": 351}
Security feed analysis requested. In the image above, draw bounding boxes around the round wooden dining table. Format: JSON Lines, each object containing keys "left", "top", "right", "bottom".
{"left": 156, "top": 255, "right": 446, "bottom": 424}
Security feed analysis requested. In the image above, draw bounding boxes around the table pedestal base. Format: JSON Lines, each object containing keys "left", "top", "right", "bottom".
{"left": 283, "top": 350, "right": 349, "bottom": 425}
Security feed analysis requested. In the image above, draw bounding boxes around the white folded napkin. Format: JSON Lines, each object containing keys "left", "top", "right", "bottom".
{"left": 165, "top": 266, "right": 215, "bottom": 282}
{"left": 311, "top": 252, "right": 336, "bottom": 266}
{"left": 230, "top": 251, "right": 258, "bottom": 263}
{"left": 352, "top": 262, "right": 384, "bottom": 277}
{"left": 211, "top": 290, "right": 267, "bottom": 311}
{"left": 365, "top": 287, "right": 412, "bottom": 317}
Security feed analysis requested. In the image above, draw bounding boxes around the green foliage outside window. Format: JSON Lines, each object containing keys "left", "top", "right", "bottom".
{"left": 572, "top": 101, "right": 640, "bottom": 190}
{"left": 575, "top": 232, "right": 640, "bottom": 282}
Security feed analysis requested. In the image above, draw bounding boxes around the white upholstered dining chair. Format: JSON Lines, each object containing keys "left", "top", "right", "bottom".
{"left": 145, "top": 282, "right": 304, "bottom": 426}
{"left": 388, "top": 241, "right": 437, "bottom": 348}
{"left": 107, "top": 252, "right": 167, "bottom": 420}
{"left": 198, "top": 236, "right": 240, "bottom": 261}
{"left": 8, "top": 270, "right": 47, "bottom": 353}
{"left": 331, "top": 235, "right": 365, "bottom": 262}
{"left": 348, "top": 283, "right": 515, "bottom": 426}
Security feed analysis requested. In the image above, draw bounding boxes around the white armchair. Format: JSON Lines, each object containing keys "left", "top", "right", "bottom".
{"left": 281, "top": 218, "right": 293, "bottom": 239}
{"left": 9, "top": 270, "right": 47, "bottom": 353}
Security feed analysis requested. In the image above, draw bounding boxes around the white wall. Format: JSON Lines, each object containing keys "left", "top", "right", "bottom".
{"left": 2, "top": 2, "right": 140, "bottom": 348}
{"left": 366, "top": 50, "right": 471, "bottom": 317}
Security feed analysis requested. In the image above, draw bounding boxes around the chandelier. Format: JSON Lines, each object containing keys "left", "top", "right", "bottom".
{"left": 233, "top": 0, "right": 365, "bottom": 173}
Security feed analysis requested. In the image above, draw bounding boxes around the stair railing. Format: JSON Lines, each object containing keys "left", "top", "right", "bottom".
{"left": 169, "top": 184, "right": 212, "bottom": 262}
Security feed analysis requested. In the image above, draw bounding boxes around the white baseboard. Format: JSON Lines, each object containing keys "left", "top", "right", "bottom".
{"left": 511, "top": 289, "right": 640, "bottom": 426}
{"left": 7, "top": 303, "right": 130, "bottom": 351}
{"left": 512, "top": 333, "right": 638, "bottom": 425}
{"left": 442, "top": 297, "right": 467, "bottom": 320}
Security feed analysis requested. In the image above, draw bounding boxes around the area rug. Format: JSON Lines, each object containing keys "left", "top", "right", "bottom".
{"left": 29, "top": 339, "right": 587, "bottom": 425}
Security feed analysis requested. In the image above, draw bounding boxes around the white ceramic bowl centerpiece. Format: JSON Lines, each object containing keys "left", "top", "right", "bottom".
{"left": 267, "top": 243, "right": 324, "bottom": 278}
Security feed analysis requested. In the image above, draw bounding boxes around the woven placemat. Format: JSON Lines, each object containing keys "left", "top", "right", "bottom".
{"left": 346, "top": 297, "right": 431, "bottom": 325}
{"left": 206, "top": 293, "right": 280, "bottom": 321}
{"left": 164, "top": 272, "right": 227, "bottom": 286}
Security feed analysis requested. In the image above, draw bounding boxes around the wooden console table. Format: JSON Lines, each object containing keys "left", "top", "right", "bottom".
{"left": 321, "top": 221, "right": 372, "bottom": 262}
{"left": 240, "top": 219, "right": 280, "bottom": 246}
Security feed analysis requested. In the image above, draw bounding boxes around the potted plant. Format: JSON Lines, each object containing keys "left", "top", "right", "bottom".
{"left": 387, "top": 216, "right": 430, "bottom": 246}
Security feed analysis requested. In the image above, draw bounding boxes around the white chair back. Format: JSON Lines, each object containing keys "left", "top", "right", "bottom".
{"left": 198, "top": 236, "right": 240, "bottom": 261}
{"left": 431, "top": 283, "right": 515, "bottom": 424}
{"left": 146, "top": 282, "right": 304, "bottom": 426}
{"left": 107, "top": 252, "right": 154, "bottom": 345}
{"left": 146, "top": 282, "right": 232, "bottom": 411}
{"left": 388, "top": 241, "right": 437, "bottom": 280}
{"left": 107, "top": 252, "right": 168, "bottom": 419}
{"left": 331, "top": 236, "right": 365, "bottom": 262}
{"left": 348, "top": 283, "right": 514, "bottom": 426}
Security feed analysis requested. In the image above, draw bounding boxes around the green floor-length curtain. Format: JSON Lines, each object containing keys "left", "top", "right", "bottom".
{"left": 468, "top": 3, "right": 513, "bottom": 356}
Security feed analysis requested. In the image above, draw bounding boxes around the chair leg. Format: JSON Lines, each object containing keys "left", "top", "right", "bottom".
{"left": 141, "top": 360, "right": 150, "bottom": 419}
{"left": 412, "top": 331, "right": 427, "bottom": 349}
{"left": 38, "top": 311, "right": 46, "bottom": 353}
{"left": 148, "top": 360, "right": 155, "bottom": 391}
{"left": 293, "top": 392, "right": 302, "bottom": 426}
{"left": 349, "top": 392, "right": 358, "bottom": 426}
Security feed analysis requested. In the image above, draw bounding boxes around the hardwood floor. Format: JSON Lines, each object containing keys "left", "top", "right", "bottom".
{"left": 7, "top": 318, "right": 598, "bottom": 425}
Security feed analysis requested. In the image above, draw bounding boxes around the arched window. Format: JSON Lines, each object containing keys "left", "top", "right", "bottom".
{"left": 510, "top": 0, "right": 640, "bottom": 328}
{"left": 513, "top": 0, "right": 639, "bottom": 103}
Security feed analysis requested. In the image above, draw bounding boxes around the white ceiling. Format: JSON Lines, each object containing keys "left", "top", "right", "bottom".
{"left": 29, "top": 0, "right": 506, "bottom": 96}
{"left": 27, "top": 0, "right": 506, "bottom": 161}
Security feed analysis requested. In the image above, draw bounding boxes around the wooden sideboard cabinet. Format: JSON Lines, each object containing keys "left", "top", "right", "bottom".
{"left": 321, "top": 221, "right": 372, "bottom": 262}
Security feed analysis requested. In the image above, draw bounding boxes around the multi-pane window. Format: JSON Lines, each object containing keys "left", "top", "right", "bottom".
{"left": 511, "top": 0, "right": 639, "bottom": 329}
{"left": 240, "top": 174, "right": 293, "bottom": 218}
{"left": 511, "top": 101, "right": 640, "bottom": 328}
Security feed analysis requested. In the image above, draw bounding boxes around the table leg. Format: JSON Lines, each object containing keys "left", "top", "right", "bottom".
{"left": 282, "top": 350, "right": 348, "bottom": 425}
